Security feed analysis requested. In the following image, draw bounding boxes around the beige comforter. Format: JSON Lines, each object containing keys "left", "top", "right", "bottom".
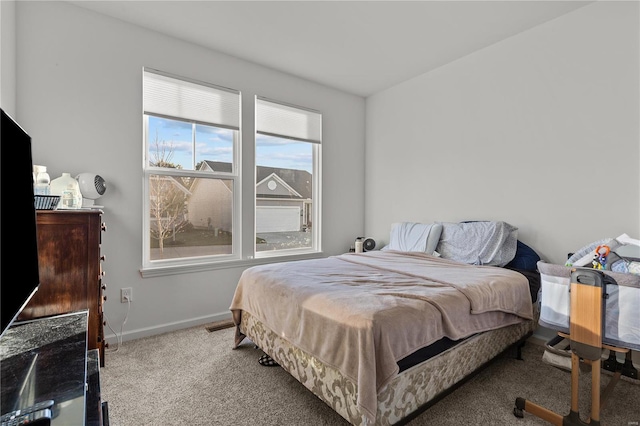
{"left": 230, "top": 251, "right": 533, "bottom": 424}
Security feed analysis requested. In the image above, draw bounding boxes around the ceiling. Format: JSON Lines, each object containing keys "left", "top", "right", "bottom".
{"left": 69, "top": 1, "right": 591, "bottom": 98}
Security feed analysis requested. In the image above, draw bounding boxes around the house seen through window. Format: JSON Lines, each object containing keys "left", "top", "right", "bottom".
{"left": 255, "top": 134, "right": 313, "bottom": 252}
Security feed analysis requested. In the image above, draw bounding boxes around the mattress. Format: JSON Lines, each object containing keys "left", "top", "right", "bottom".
{"left": 239, "top": 309, "right": 535, "bottom": 425}
{"left": 538, "top": 261, "right": 640, "bottom": 351}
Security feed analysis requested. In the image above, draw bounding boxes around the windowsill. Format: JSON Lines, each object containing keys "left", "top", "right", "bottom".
{"left": 140, "top": 251, "right": 325, "bottom": 278}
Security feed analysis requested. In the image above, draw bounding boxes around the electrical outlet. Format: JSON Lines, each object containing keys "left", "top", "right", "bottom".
{"left": 120, "top": 287, "right": 133, "bottom": 303}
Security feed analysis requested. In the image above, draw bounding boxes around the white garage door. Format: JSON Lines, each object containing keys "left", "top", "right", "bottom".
{"left": 256, "top": 206, "right": 300, "bottom": 232}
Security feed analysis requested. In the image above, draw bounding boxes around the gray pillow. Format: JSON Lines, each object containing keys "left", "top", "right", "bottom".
{"left": 436, "top": 221, "right": 518, "bottom": 266}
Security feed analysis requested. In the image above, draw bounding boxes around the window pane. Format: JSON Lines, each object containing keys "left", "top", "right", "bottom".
{"left": 148, "top": 115, "right": 193, "bottom": 170}
{"left": 195, "top": 123, "right": 234, "bottom": 169}
{"left": 255, "top": 134, "right": 312, "bottom": 252}
{"left": 149, "top": 174, "right": 233, "bottom": 260}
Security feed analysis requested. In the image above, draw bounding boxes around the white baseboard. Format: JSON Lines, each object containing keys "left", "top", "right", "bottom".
{"left": 104, "top": 312, "right": 233, "bottom": 346}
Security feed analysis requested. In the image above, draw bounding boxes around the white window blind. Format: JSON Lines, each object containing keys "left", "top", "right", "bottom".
{"left": 143, "top": 68, "right": 240, "bottom": 130}
{"left": 256, "top": 97, "right": 322, "bottom": 143}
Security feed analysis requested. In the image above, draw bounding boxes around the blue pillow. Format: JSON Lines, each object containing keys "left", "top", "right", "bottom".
{"left": 506, "top": 240, "right": 541, "bottom": 271}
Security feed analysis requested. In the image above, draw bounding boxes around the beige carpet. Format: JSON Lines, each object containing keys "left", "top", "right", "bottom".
{"left": 100, "top": 325, "right": 640, "bottom": 425}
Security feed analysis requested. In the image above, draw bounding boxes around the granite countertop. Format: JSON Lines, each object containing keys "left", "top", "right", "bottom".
{"left": 0, "top": 311, "right": 89, "bottom": 424}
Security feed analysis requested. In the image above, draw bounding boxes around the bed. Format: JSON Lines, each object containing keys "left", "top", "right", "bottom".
{"left": 230, "top": 221, "right": 540, "bottom": 425}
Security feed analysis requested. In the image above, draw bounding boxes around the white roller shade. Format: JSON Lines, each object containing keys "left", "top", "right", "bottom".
{"left": 256, "top": 97, "right": 322, "bottom": 143}
{"left": 144, "top": 68, "right": 240, "bottom": 130}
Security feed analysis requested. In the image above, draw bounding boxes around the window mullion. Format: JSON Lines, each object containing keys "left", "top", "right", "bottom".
{"left": 192, "top": 122, "right": 196, "bottom": 169}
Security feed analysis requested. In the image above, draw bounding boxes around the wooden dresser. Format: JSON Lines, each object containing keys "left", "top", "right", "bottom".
{"left": 19, "top": 210, "right": 107, "bottom": 366}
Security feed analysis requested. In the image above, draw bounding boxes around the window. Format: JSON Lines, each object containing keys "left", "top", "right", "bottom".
{"left": 141, "top": 70, "right": 322, "bottom": 275}
{"left": 255, "top": 97, "right": 322, "bottom": 256}
{"left": 142, "top": 69, "right": 241, "bottom": 270}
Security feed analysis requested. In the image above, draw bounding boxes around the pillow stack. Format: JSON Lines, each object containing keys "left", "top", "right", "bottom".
{"left": 382, "top": 220, "right": 536, "bottom": 268}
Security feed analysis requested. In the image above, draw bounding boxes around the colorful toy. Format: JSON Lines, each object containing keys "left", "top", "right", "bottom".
{"left": 592, "top": 244, "right": 610, "bottom": 270}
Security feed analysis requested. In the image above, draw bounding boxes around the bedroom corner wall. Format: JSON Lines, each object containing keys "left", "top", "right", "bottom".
{"left": 364, "top": 1, "right": 639, "bottom": 267}
{"left": 14, "top": 1, "right": 365, "bottom": 343}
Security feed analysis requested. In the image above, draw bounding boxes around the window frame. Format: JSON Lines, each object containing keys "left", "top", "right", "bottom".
{"left": 142, "top": 115, "right": 242, "bottom": 271}
{"left": 253, "top": 139, "right": 322, "bottom": 259}
{"left": 254, "top": 96, "right": 322, "bottom": 259}
{"left": 139, "top": 71, "right": 324, "bottom": 277}
{"left": 141, "top": 69, "right": 242, "bottom": 274}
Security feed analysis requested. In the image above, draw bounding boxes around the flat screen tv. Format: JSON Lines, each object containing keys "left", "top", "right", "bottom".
{"left": 0, "top": 108, "right": 41, "bottom": 338}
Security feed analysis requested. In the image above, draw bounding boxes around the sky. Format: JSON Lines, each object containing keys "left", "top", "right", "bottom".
{"left": 148, "top": 115, "right": 312, "bottom": 173}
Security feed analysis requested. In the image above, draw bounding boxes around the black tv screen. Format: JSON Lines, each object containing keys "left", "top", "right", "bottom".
{"left": 0, "top": 108, "right": 41, "bottom": 338}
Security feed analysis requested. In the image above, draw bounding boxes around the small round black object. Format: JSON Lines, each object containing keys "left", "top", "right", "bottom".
{"left": 363, "top": 238, "right": 376, "bottom": 251}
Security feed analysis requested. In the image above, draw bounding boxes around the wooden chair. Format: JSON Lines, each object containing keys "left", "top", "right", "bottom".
{"left": 513, "top": 268, "right": 629, "bottom": 426}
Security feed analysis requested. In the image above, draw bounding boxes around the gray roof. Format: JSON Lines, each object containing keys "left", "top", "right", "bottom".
{"left": 203, "top": 161, "right": 312, "bottom": 199}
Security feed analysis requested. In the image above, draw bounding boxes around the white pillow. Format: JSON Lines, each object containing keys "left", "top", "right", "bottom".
{"left": 382, "top": 222, "right": 443, "bottom": 255}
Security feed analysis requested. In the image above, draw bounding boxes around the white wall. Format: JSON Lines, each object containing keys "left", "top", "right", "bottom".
{"left": 365, "top": 1, "right": 639, "bottom": 266}
{"left": 365, "top": 2, "right": 639, "bottom": 344}
{"left": 12, "top": 1, "right": 365, "bottom": 342}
